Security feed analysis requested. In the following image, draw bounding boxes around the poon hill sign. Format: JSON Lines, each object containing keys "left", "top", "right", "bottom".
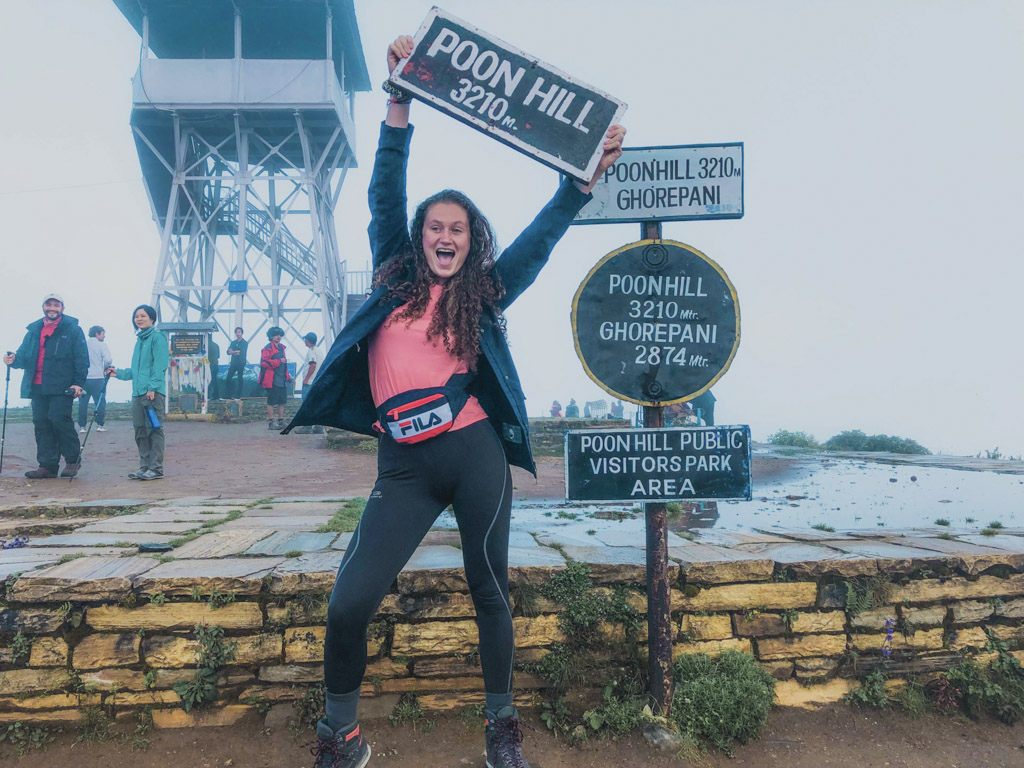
{"left": 391, "top": 7, "right": 627, "bottom": 183}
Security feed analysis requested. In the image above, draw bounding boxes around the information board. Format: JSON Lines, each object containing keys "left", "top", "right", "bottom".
{"left": 571, "top": 240, "right": 740, "bottom": 406}
{"left": 565, "top": 426, "right": 752, "bottom": 503}
{"left": 574, "top": 144, "right": 744, "bottom": 224}
{"left": 170, "top": 334, "right": 202, "bottom": 355}
{"left": 391, "top": 7, "right": 627, "bottom": 183}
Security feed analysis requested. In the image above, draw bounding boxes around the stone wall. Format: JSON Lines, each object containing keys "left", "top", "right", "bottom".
{"left": 2, "top": 551, "right": 1023, "bottom": 725}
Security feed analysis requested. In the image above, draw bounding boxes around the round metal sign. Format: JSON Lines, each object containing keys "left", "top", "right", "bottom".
{"left": 571, "top": 239, "right": 740, "bottom": 406}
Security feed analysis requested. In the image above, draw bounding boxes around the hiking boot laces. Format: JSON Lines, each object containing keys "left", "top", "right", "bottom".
{"left": 308, "top": 734, "right": 340, "bottom": 768}
{"left": 490, "top": 716, "right": 530, "bottom": 768}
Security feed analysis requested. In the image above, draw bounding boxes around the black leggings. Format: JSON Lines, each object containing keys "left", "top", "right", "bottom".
{"left": 324, "top": 420, "right": 514, "bottom": 695}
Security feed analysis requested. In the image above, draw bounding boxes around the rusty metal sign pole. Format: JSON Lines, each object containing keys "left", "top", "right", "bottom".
{"left": 641, "top": 219, "right": 674, "bottom": 716}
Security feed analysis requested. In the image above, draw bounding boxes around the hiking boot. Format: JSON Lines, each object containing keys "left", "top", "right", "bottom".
{"left": 309, "top": 720, "right": 370, "bottom": 768}
{"left": 96, "top": 426, "right": 107, "bottom": 432}
{"left": 485, "top": 706, "right": 532, "bottom": 768}
{"left": 127, "top": 470, "right": 147, "bottom": 480}
{"left": 78, "top": 426, "right": 87, "bottom": 434}
{"left": 138, "top": 469, "right": 164, "bottom": 481}
{"left": 24, "top": 466, "right": 58, "bottom": 479}
{"left": 276, "top": 419, "right": 287, "bottom": 430}
{"left": 268, "top": 420, "right": 277, "bottom": 430}
{"left": 60, "top": 462, "right": 81, "bottom": 478}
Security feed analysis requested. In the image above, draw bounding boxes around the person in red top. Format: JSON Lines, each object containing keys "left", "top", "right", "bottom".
{"left": 259, "top": 326, "right": 290, "bottom": 429}
{"left": 3, "top": 294, "right": 88, "bottom": 478}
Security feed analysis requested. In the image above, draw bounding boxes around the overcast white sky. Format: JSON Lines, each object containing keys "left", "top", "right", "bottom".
{"left": 1, "top": 0, "right": 1021, "bottom": 458}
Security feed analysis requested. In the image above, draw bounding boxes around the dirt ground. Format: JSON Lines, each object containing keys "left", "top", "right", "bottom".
{"left": 7, "top": 704, "right": 1023, "bottom": 767}
{"left": 0, "top": 420, "right": 795, "bottom": 506}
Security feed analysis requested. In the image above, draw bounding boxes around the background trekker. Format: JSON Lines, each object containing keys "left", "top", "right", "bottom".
{"left": 564, "top": 398, "right": 579, "bottom": 418}
{"left": 207, "top": 335, "right": 221, "bottom": 400}
{"left": 107, "top": 305, "right": 168, "bottom": 480}
{"left": 293, "top": 332, "right": 325, "bottom": 434}
{"left": 260, "top": 326, "right": 289, "bottom": 429}
{"left": 78, "top": 325, "right": 113, "bottom": 433}
{"left": 3, "top": 293, "right": 88, "bottom": 478}
{"left": 549, "top": 400, "right": 562, "bottom": 417}
{"left": 225, "top": 326, "right": 247, "bottom": 398}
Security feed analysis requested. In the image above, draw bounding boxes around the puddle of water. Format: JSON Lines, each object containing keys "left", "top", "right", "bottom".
{"left": 492, "top": 451, "right": 1024, "bottom": 537}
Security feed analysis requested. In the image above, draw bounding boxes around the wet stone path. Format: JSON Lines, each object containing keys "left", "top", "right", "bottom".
{"left": 3, "top": 494, "right": 1024, "bottom": 593}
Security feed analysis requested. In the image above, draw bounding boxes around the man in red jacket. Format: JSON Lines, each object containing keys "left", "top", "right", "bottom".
{"left": 260, "top": 326, "right": 290, "bottom": 430}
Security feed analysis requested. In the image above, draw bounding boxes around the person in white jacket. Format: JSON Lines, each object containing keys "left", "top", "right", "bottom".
{"left": 78, "top": 326, "right": 113, "bottom": 433}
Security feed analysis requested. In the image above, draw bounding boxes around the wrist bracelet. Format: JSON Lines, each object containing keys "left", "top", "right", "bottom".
{"left": 382, "top": 78, "right": 412, "bottom": 104}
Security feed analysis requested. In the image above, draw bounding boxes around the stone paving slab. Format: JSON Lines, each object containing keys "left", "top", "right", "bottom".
{"left": 507, "top": 545, "right": 566, "bottom": 568}
{"left": 25, "top": 533, "right": 178, "bottom": 548}
{"left": 8, "top": 556, "right": 159, "bottom": 602}
{"left": 689, "top": 529, "right": 793, "bottom": 547}
{"left": 403, "top": 546, "right": 466, "bottom": 571}
{"left": 171, "top": 530, "right": 272, "bottom": 559}
{"left": 731, "top": 542, "right": 876, "bottom": 577}
{"left": 243, "top": 532, "right": 338, "bottom": 556}
{"left": 507, "top": 531, "right": 539, "bottom": 548}
{"left": 0, "top": 517, "right": 96, "bottom": 534}
{"left": 61, "top": 499, "right": 149, "bottom": 512}
{"left": 900, "top": 537, "right": 1015, "bottom": 556}
{"left": 823, "top": 541, "right": 954, "bottom": 566}
{"left": 239, "top": 502, "right": 342, "bottom": 516}
{"left": 533, "top": 532, "right": 600, "bottom": 550}
{"left": 76, "top": 521, "right": 201, "bottom": 535}
{"left": 752, "top": 526, "right": 861, "bottom": 542}
{"left": 558, "top": 545, "right": 647, "bottom": 566}
{"left": 958, "top": 535, "right": 1024, "bottom": 553}
{"left": 0, "top": 560, "right": 56, "bottom": 579}
{"left": 151, "top": 497, "right": 215, "bottom": 506}
{"left": 330, "top": 533, "right": 353, "bottom": 550}
{"left": 269, "top": 551, "right": 345, "bottom": 594}
{"left": 910, "top": 537, "right": 1024, "bottom": 575}
{"left": 220, "top": 515, "right": 332, "bottom": 530}
{"left": 0, "top": 546, "right": 135, "bottom": 564}
{"left": 112, "top": 509, "right": 237, "bottom": 522}
{"left": 134, "top": 557, "right": 285, "bottom": 596}
{"left": 272, "top": 496, "right": 350, "bottom": 504}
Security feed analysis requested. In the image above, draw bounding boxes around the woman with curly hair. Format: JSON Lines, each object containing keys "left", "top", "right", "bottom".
{"left": 288, "top": 35, "right": 624, "bottom": 768}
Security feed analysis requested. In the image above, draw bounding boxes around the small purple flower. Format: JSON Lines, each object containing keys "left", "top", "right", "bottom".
{"left": 881, "top": 617, "right": 896, "bottom": 658}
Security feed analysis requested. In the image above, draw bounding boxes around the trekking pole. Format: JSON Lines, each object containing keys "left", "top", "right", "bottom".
{"left": 0, "top": 354, "right": 11, "bottom": 475}
{"left": 71, "top": 372, "right": 111, "bottom": 484}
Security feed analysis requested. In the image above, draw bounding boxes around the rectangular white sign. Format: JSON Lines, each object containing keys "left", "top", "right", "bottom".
{"left": 574, "top": 144, "right": 744, "bottom": 224}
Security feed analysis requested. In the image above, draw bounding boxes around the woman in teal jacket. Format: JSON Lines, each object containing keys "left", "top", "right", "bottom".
{"left": 107, "top": 305, "right": 168, "bottom": 480}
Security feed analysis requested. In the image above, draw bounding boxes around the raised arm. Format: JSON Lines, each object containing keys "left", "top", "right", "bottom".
{"left": 368, "top": 35, "right": 416, "bottom": 269}
{"left": 495, "top": 125, "right": 626, "bottom": 309}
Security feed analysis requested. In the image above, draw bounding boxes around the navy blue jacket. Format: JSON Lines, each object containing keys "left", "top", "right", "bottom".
{"left": 286, "top": 123, "right": 591, "bottom": 474}
{"left": 12, "top": 314, "right": 89, "bottom": 398}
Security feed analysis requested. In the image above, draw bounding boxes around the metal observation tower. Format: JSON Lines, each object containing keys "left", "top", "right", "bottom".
{"left": 113, "top": 0, "right": 371, "bottom": 351}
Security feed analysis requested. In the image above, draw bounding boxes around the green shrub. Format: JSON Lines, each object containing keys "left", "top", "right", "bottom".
{"left": 846, "top": 669, "right": 890, "bottom": 709}
{"left": 942, "top": 634, "right": 1024, "bottom": 724}
{"left": 582, "top": 680, "right": 647, "bottom": 739}
{"left": 0, "top": 722, "right": 57, "bottom": 756}
{"left": 671, "top": 651, "right": 775, "bottom": 754}
{"left": 766, "top": 430, "right": 819, "bottom": 449}
{"left": 317, "top": 498, "right": 367, "bottom": 533}
{"left": 823, "top": 429, "right": 930, "bottom": 455}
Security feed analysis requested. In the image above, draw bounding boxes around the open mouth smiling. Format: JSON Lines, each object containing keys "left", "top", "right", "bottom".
{"left": 435, "top": 248, "right": 456, "bottom": 265}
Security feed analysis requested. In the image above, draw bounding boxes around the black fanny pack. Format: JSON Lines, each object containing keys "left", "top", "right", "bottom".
{"left": 376, "top": 372, "right": 475, "bottom": 444}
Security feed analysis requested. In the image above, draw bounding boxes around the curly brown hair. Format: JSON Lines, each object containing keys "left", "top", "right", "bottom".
{"left": 372, "top": 189, "right": 506, "bottom": 369}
